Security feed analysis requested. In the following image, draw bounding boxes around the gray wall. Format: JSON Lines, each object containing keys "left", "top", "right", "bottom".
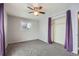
{"left": 39, "top": 17, "right": 48, "bottom": 43}
{"left": 7, "top": 15, "right": 40, "bottom": 44}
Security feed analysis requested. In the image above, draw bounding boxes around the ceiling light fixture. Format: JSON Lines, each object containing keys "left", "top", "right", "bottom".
{"left": 27, "top": 3, "right": 45, "bottom": 16}
{"left": 34, "top": 11, "right": 39, "bottom": 16}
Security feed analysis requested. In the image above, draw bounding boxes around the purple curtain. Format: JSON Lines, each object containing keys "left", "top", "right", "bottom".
{"left": 48, "top": 17, "right": 52, "bottom": 44}
{"left": 0, "top": 3, "right": 5, "bottom": 56}
{"left": 64, "top": 10, "right": 73, "bottom": 52}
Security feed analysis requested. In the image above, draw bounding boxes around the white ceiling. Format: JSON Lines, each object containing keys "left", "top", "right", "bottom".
{"left": 5, "top": 3, "right": 71, "bottom": 20}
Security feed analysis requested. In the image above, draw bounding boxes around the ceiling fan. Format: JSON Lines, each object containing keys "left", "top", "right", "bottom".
{"left": 27, "top": 4, "right": 45, "bottom": 16}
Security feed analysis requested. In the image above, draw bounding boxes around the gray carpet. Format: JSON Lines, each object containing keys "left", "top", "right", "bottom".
{"left": 6, "top": 40, "right": 77, "bottom": 56}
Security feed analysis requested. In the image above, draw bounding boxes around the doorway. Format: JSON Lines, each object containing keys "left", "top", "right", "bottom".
{"left": 51, "top": 16, "right": 66, "bottom": 45}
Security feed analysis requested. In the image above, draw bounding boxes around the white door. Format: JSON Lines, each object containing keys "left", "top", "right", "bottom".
{"left": 51, "top": 16, "right": 66, "bottom": 45}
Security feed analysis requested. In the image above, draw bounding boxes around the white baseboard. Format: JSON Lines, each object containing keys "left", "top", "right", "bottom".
{"left": 39, "top": 39, "right": 48, "bottom": 43}
{"left": 8, "top": 39, "right": 39, "bottom": 44}
{"left": 54, "top": 40, "right": 64, "bottom": 46}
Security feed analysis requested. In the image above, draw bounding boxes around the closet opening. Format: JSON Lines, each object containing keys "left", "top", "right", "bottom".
{"left": 51, "top": 16, "right": 66, "bottom": 45}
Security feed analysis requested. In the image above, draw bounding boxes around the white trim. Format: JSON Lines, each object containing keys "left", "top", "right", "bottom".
{"left": 51, "top": 9, "right": 68, "bottom": 20}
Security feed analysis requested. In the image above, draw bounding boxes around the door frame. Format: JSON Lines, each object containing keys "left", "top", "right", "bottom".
{"left": 51, "top": 16, "right": 66, "bottom": 45}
